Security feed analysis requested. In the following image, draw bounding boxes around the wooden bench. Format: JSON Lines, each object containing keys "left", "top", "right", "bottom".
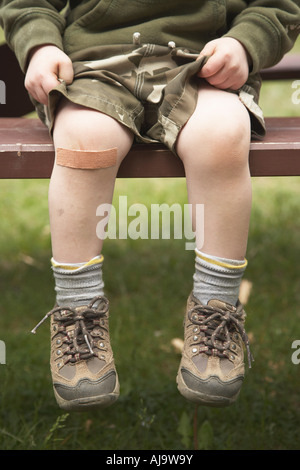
{"left": 0, "top": 43, "right": 300, "bottom": 178}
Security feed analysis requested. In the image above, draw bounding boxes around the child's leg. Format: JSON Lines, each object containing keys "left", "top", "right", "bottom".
{"left": 50, "top": 98, "right": 134, "bottom": 264}
{"left": 176, "top": 82, "right": 251, "bottom": 306}
{"left": 43, "top": 99, "right": 133, "bottom": 410}
{"left": 176, "top": 82, "right": 251, "bottom": 262}
{"left": 175, "top": 83, "right": 253, "bottom": 407}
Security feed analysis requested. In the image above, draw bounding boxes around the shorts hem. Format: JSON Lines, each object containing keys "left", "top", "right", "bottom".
{"left": 44, "top": 85, "right": 145, "bottom": 140}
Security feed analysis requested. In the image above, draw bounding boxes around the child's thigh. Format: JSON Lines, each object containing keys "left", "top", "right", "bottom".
{"left": 176, "top": 82, "right": 251, "bottom": 162}
{"left": 52, "top": 98, "right": 134, "bottom": 161}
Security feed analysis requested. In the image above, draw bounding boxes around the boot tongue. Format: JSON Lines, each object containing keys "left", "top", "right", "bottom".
{"left": 75, "top": 305, "right": 87, "bottom": 314}
{"left": 207, "top": 299, "right": 236, "bottom": 311}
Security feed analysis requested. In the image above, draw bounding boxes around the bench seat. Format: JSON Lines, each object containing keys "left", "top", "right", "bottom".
{"left": 0, "top": 116, "right": 299, "bottom": 178}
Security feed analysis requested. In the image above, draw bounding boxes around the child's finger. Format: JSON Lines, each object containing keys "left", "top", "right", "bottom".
{"left": 198, "top": 50, "right": 224, "bottom": 78}
{"left": 35, "top": 74, "right": 62, "bottom": 105}
{"left": 57, "top": 59, "right": 74, "bottom": 85}
{"left": 198, "top": 39, "right": 217, "bottom": 59}
{"left": 31, "top": 86, "right": 48, "bottom": 105}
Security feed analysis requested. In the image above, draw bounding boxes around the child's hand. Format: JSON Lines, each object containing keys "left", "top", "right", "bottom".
{"left": 197, "top": 38, "right": 251, "bottom": 90}
{"left": 25, "top": 45, "right": 74, "bottom": 105}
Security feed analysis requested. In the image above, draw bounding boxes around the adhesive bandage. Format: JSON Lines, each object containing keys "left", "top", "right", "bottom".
{"left": 56, "top": 147, "right": 117, "bottom": 169}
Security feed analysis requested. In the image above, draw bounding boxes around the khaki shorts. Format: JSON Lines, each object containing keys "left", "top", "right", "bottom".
{"left": 35, "top": 40, "right": 266, "bottom": 154}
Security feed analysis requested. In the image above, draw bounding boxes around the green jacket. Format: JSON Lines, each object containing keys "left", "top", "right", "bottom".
{"left": 1, "top": 0, "right": 300, "bottom": 76}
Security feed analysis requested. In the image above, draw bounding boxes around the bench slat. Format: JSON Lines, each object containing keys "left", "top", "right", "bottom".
{"left": 260, "top": 54, "right": 300, "bottom": 80}
{"left": 0, "top": 117, "right": 299, "bottom": 178}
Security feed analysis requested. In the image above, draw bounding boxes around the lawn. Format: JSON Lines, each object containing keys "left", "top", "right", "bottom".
{"left": 0, "top": 34, "right": 299, "bottom": 451}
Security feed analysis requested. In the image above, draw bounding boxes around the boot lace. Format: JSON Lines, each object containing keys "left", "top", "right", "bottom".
{"left": 188, "top": 302, "right": 254, "bottom": 368}
{"left": 31, "top": 296, "right": 109, "bottom": 364}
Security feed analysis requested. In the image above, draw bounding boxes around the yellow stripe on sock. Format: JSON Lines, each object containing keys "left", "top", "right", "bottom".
{"left": 51, "top": 254, "right": 104, "bottom": 270}
{"left": 196, "top": 251, "right": 248, "bottom": 270}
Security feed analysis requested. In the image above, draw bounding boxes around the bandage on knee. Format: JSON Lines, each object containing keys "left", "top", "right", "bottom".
{"left": 56, "top": 147, "right": 117, "bottom": 169}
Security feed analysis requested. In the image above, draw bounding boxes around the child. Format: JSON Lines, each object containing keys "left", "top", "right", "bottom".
{"left": 1, "top": 0, "right": 299, "bottom": 410}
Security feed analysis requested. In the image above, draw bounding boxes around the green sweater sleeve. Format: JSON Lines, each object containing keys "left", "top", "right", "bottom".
{"left": 0, "top": 0, "right": 67, "bottom": 72}
{"left": 224, "top": 0, "right": 300, "bottom": 74}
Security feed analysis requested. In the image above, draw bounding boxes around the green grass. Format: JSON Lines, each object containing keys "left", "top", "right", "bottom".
{"left": 0, "top": 34, "right": 299, "bottom": 451}
{"left": 0, "top": 176, "right": 299, "bottom": 450}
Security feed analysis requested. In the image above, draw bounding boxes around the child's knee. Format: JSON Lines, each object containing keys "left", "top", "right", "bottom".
{"left": 209, "top": 110, "right": 251, "bottom": 167}
{"left": 176, "top": 93, "right": 251, "bottom": 174}
{"left": 52, "top": 99, "right": 133, "bottom": 162}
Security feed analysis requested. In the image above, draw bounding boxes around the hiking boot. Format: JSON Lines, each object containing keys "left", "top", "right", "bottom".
{"left": 31, "top": 296, "right": 119, "bottom": 411}
{"left": 176, "top": 292, "right": 253, "bottom": 407}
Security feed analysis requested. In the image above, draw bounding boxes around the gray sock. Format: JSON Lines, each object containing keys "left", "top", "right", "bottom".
{"left": 193, "top": 249, "right": 247, "bottom": 306}
{"left": 51, "top": 255, "right": 105, "bottom": 308}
